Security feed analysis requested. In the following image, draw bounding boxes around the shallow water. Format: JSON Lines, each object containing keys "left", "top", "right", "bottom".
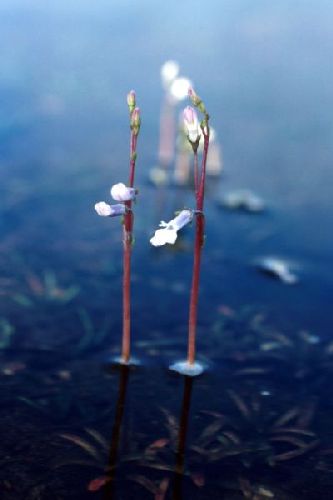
{"left": 1, "top": 1, "right": 333, "bottom": 498}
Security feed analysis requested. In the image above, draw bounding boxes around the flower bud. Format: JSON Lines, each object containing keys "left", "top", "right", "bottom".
{"left": 95, "top": 202, "right": 126, "bottom": 217}
{"left": 110, "top": 182, "right": 136, "bottom": 201}
{"left": 183, "top": 106, "right": 200, "bottom": 143}
{"left": 127, "top": 90, "right": 136, "bottom": 114}
{"left": 188, "top": 87, "right": 206, "bottom": 114}
{"left": 131, "top": 107, "right": 141, "bottom": 136}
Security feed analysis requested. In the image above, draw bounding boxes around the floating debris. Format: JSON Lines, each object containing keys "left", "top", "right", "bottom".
{"left": 218, "top": 189, "right": 265, "bottom": 213}
{"left": 255, "top": 257, "right": 298, "bottom": 284}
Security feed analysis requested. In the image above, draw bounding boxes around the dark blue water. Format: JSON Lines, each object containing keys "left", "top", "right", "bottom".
{"left": 1, "top": 1, "right": 333, "bottom": 498}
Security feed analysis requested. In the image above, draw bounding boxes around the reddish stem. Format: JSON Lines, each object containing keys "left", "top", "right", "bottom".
{"left": 187, "top": 212, "right": 204, "bottom": 365}
{"left": 193, "top": 150, "right": 199, "bottom": 198}
{"left": 198, "top": 132, "right": 209, "bottom": 210}
{"left": 121, "top": 130, "right": 138, "bottom": 363}
{"left": 187, "top": 129, "right": 209, "bottom": 365}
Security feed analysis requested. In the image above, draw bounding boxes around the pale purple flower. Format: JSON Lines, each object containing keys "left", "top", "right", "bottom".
{"left": 95, "top": 202, "right": 126, "bottom": 217}
{"left": 110, "top": 183, "right": 136, "bottom": 201}
{"left": 150, "top": 209, "right": 193, "bottom": 247}
{"left": 183, "top": 106, "right": 200, "bottom": 142}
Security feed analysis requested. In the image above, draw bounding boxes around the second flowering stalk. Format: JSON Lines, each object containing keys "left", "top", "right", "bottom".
{"left": 122, "top": 98, "right": 141, "bottom": 363}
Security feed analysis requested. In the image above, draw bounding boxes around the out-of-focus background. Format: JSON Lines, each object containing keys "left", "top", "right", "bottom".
{"left": 1, "top": 0, "right": 332, "bottom": 335}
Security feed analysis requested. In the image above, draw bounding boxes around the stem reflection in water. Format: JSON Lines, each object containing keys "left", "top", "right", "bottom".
{"left": 103, "top": 365, "right": 130, "bottom": 499}
{"left": 173, "top": 376, "right": 194, "bottom": 499}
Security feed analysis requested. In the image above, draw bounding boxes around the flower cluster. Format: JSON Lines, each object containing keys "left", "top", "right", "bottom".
{"left": 95, "top": 183, "right": 136, "bottom": 217}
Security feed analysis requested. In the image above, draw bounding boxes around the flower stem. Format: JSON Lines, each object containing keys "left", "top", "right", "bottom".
{"left": 193, "top": 150, "right": 199, "bottom": 198}
{"left": 187, "top": 212, "right": 204, "bottom": 364}
{"left": 121, "top": 131, "right": 138, "bottom": 363}
{"left": 187, "top": 127, "right": 209, "bottom": 366}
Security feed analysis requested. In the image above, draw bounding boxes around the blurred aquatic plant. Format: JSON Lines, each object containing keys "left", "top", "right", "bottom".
{"left": 158, "top": 60, "right": 192, "bottom": 169}
{"left": 54, "top": 366, "right": 136, "bottom": 494}
{"left": 12, "top": 270, "right": 79, "bottom": 308}
{"left": 218, "top": 189, "right": 265, "bottom": 213}
{"left": 95, "top": 91, "right": 141, "bottom": 365}
{"left": 0, "top": 318, "right": 15, "bottom": 349}
{"left": 74, "top": 308, "right": 111, "bottom": 354}
{"left": 190, "top": 391, "right": 319, "bottom": 468}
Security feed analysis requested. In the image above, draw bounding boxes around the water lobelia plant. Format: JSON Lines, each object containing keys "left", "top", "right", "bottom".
{"left": 95, "top": 91, "right": 141, "bottom": 364}
{"left": 150, "top": 88, "right": 210, "bottom": 376}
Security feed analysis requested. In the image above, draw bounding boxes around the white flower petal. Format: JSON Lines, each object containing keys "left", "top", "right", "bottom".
{"left": 95, "top": 201, "right": 113, "bottom": 216}
{"left": 150, "top": 210, "right": 193, "bottom": 247}
{"left": 150, "top": 228, "right": 178, "bottom": 247}
{"left": 94, "top": 202, "right": 126, "bottom": 217}
{"left": 110, "top": 182, "right": 136, "bottom": 201}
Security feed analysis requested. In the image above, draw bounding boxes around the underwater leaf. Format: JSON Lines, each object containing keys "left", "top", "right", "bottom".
{"left": 197, "top": 420, "right": 225, "bottom": 445}
{"left": 272, "top": 407, "right": 300, "bottom": 428}
{"left": 269, "top": 439, "right": 320, "bottom": 463}
{"left": 53, "top": 459, "right": 98, "bottom": 469}
{"left": 155, "top": 477, "right": 170, "bottom": 500}
{"left": 220, "top": 430, "right": 241, "bottom": 445}
{"left": 296, "top": 401, "right": 316, "bottom": 428}
{"left": 60, "top": 285, "right": 80, "bottom": 302}
{"left": 44, "top": 270, "right": 57, "bottom": 294}
{"left": 191, "top": 445, "right": 209, "bottom": 457}
{"left": 26, "top": 273, "right": 44, "bottom": 295}
{"left": 227, "top": 390, "right": 251, "bottom": 419}
{"left": 0, "top": 318, "right": 15, "bottom": 349}
{"left": 59, "top": 433, "right": 102, "bottom": 461}
{"left": 88, "top": 476, "right": 111, "bottom": 492}
{"left": 238, "top": 477, "right": 253, "bottom": 499}
{"left": 191, "top": 472, "right": 205, "bottom": 487}
{"left": 18, "top": 397, "right": 49, "bottom": 414}
{"left": 85, "top": 428, "right": 109, "bottom": 452}
{"left": 139, "top": 461, "right": 175, "bottom": 472}
{"left": 74, "top": 309, "right": 95, "bottom": 352}
{"left": 234, "top": 367, "right": 270, "bottom": 376}
{"left": 271, "top": 427, "right": 316, "bottom": 437}
{"left": 147, "top": 438, "right": 170, "bottom": 450}
{"left": 94, "top": 318, "right": 112, "bottom": 346}
{"left": 127, "top": 474, "right": 158, "bottom": 494}
{"left": 12, "top": 293, "right": 34, "bottom": 307}
{"left": 160, "top": 408, "right": 179, "bottom": 443}
{"left": 269, "top": 435, "right": 309, "bottom": 448}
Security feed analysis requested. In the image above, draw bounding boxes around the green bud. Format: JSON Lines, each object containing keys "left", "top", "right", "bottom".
{"left": 130, "top": 107, "right": 141, "bottom": 136}
{"left": 127, "top": 90, "right": 136, "bottom": 114}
